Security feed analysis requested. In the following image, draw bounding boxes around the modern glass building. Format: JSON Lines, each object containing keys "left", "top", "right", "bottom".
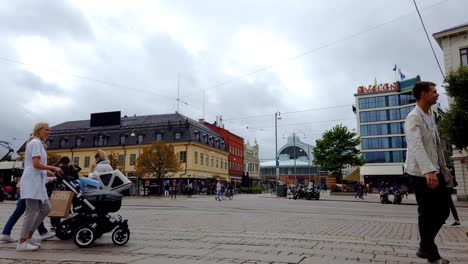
{"left": 354, "top": 76, "right": 421, "bottom": 187}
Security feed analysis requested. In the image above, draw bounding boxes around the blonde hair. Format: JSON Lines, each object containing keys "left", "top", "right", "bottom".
{"left": 95, "top": 149, "right": 108, "bottom": 161}
{"left": 28, "top": 122, "right": 49, "bottom": 143}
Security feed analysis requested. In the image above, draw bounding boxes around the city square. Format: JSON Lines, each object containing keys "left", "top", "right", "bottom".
{"left": 1, "top": 194, "right": 467, "bottom": 264}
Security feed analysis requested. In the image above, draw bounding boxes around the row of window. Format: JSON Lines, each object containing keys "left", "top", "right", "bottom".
{"left": 363, "top": 150, "right": 406, "bottom": 163}
{"left": 229, "top": 146, "right": 243, "bottom": 157}
{"left": 359, "top": 106, "right": 414, "bottom": 123}
{"left": 361, "top": 136, "right": 406, "bottom": 150}
{"left": 359, "top": 94, "right": 415, "bottom": 109}
{"left": 57, "top": 130, "right": 225, "bottom": 150}
{"left": 260, "top": 166, "right": 319, "bottom": 176}
{"left": 244, "top": 163, "right": 259, "bottom": 173}
{"left": 360, "top": 122, "right": 404, "bottom": 136}
{"left": 229, "top": 161, "right": 243, "bottom": 171}
{"left": 193, "top": 151, "right": 228, "bottom": 169}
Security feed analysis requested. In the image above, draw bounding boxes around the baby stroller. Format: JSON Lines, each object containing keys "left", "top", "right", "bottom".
{"left": 54, "top": 170, "right": 131, "bottom": 248}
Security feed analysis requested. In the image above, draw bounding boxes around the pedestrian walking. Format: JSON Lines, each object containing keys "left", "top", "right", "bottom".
{"left": 171, "top": 180, "right": 177, "bottom": 199}
{"left": 164, "top": 182, "right": 170, "bottom": 197}
{"left": 215, "top": 180, "right": 222, "bottom": 201}
{"left": 16, "top": 122, "right": 63, "bottom": 251}
{"left": 405, "top": 81, "right": 453, "bottom": 264}
{"left": 448, "top": 170, "right": 460, "bottom": 226}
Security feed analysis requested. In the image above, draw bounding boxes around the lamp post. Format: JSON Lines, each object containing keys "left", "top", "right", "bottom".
{"left": 131, "top": 131, "right": 142, "bottom": 196}
{"left": 275, "top": 112, "right": 281, "bottom": 197}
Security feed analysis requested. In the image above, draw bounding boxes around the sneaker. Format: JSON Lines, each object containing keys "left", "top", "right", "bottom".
{"left": 16, "top": 242, "right": 39, "bottom": 251}
{"left": 39, "top": 231, "right": 55, "bottom": 241}
{"left": 416, "top": 249, "right": 428, "bottom": 259}
{"left": 450, "top": 221, "right": 460, "bottom": 226}
{"left": 26, "top": 238, "right": 41, "bottom": 247}
{"left": 0, "top": 234, "right": 16, "bottom": 243}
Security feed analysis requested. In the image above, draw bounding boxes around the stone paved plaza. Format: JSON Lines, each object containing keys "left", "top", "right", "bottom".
{"left": 0, "top": 194, "right": 467, "bottom": 264}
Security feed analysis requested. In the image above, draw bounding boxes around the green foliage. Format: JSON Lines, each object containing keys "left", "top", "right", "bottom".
{"left": 312, "top": 125, "right": 364, "bottom": 182}
{"left": 439, "top": 66, "right": 468, "bottom": 149}
{"left": 239, "top": 186, "right": 262, "bottom": 194}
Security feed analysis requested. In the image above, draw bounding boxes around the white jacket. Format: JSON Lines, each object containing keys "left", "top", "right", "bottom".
{"left": 404, "top": 105, "right": 452, "bottom": 186}
{"left": 89, "top": 160, "right": 113, "bottom": 180}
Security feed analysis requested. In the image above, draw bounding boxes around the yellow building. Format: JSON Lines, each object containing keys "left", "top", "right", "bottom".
{"left": 20, "top": 112, "right": 229, "bottom": 183}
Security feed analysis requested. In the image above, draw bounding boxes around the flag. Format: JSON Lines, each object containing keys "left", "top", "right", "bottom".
{"left": 398, "top": 68, "right": 406, "bottom": 80}
{"left": 392, "top": 64, "right": 397, "bottom": 71}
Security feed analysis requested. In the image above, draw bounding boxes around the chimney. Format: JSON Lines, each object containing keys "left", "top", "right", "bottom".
{"left": 199, "top": 118, "right": 205, "bottom": 124}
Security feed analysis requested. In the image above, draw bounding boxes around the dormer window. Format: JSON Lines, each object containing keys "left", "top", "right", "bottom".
{"left": 76, "top": 137, "right": 83, "bottom": 147}
{"left": 137, "top": 134, "right": 144, "bottom": 144}
{"left": 194, "top": 131, "right": 200, "bottom": 140}
{"left": 156, "top": 133, "right": 162, "bottom": 141}
{"left": 203, "top": 134, "right": 208, "bottom": 143}
{"left": 174, "top": 132, "right": 181, "bottom": 140}
{"left": 120, "top": 135, "right": 127, "bottom": 145}
{"left": 94, "top": 135, "right": 108, "bottom": 146}
{"left": 60, "top": 138, "right": 68, "bottom": 148}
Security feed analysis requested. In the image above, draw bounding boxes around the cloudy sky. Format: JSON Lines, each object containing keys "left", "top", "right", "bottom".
{"left": 0, "top": 0, "right": 467, "bottom": 160}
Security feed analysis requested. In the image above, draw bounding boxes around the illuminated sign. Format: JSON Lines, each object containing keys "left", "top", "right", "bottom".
{"left": 357, "top": 83, "right": 398, "bottom": 94}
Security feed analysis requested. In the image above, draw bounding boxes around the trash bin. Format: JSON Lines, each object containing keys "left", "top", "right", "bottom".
{"left": 278, "top": 185, "right": 287, "bottom": 197}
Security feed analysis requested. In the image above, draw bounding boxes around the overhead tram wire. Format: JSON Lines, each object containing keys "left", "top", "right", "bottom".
{"left": 412, "top": 0, "right": 446, "bottom": 79}
{"left": 223, "top": 104, "right": 352, "bottom": 122}
{"left": 230, "top": 117, "right": 356, "bottom": 132}
{"left": 192, "top": 0, "right": 449, "bottom": 94}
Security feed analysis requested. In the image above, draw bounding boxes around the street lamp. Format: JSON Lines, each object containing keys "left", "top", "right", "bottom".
{"left": 131, "top": 130, "right": 142, "bottom": 196}
{"left": 275, "top": 112, "right": 281, "bottom": 197}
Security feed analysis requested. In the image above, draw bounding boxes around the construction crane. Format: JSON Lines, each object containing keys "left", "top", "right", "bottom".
{"left": 0, "top": 140, "right": 14, "bottom": 161}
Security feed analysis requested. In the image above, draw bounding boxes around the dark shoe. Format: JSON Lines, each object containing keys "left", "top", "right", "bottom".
{"left": 417, "top": 249, "right": 428, "bottom": 259}
{"left": 450, "top": 221, "right": 460, "bottom": 226}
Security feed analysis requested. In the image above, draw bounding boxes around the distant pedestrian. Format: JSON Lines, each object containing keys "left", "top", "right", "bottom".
{"left": 448, "top": 171, "right": 460, "bottom": 226}
{"left": 405, "top": 81, "right": 453, "bottom": 263}
{"left": 215, "top": 180, "right": 222, "bottom": 201}
{"left": 170, "top": 180, "right": 177, "bottom": 199}
{"left": 164, "top": 182, "right": 170, "bottom": 197}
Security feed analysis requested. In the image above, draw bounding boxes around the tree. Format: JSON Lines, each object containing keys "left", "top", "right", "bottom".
{"left": 108, "top": 152, "right": 122, "bottom": 170}
{"left": 135, "top": 142, "right": 181, "bottom": 192}
{"left": 439, "top": 66, "right": 468, "bottom": 150}
{"left": 312, "top": 125, "right": 364, "bottom": 182}
{"left": 47, "top": 153, "right": 61, "bottom": 166}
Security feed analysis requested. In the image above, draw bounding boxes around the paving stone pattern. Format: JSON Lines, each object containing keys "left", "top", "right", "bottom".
{"left": 0, "top": 194, "right": 467, "bottom": 264}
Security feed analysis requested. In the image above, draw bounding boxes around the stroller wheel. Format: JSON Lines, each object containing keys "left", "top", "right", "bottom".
{"left": 56, "top": 219, "right": 76, "bottom": 240}
{"left": 74, "top": 226, "right": 95, "bottom": 248}
{"left": 112, "top": 227, "right": 130, "bottom": 246}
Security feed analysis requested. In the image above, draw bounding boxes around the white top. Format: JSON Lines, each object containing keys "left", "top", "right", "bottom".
{"left": 20, "top": 138, "right": 49, "bottom": 201}
{"left": 422, "top": 111, "right": 440, "bottom": 173}
{"left": 216, "top": 182, "right": 222, "bottom": 191}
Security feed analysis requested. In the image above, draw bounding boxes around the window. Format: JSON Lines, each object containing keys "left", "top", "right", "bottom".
{"left": 390, "top": 136, "right": 407, "bottom": 148}
{"left": 156, "top": 133, "right": 162, "bottom": 141}
{"left": 137, "top": 135, "right": 144, "bottom": 144}
{"left": 73, "top": 157, "right": 79, "bottom": 166}
{"left": 195, "top": 151, "right": 198, "bottom": 164}
{"left": 388, "top": 95, "right": 399, "bottom": 106}
{"left": 84, "top": 156, "right": 90, "bottom": 168}
{"left": 216, "top": 157, "right": 218, "bottom": 168}
{"left": 118, "top": 154, "right": 125, "bottom": 166}
{"left": 180, "top": 151, "right": 187, "bottom": 163}
{"left": 400, "top": 106, "right": 414, "bottom": 120}
{"left": 94, "top": 135, "right": 107, "bottom": 146}
{"left": 130, "top": 154, "right": 136, "bottom": 165}
{"left": 60, "top": 138, "right": 67, "bottom": 148}
{"left": 200, "top": 153, "right": 204, "bottom": 165}
{"left": 195, "top": 132, "right": 200, "bottom": 140}
{"left": 400, "top": 94, "right": 414, "bottom": 105}
{"left": 359, "top": 96, "right": 386, "bottom": 109}
{"left": 359, "top": 110, "right": 387, "bottom": 123}
{"left": 76, "top": 137, "right": 82, "bottom": 147}
{"left": 389, "top": 122, "right": 404, "bottom": 134}
{"left": 225, "top": 160, "right": 227, "bottom": 169}
{"left": 461, "top": 48, "right": 468, "bottom": 67}
{"left": 361, "top": 137, "right": 390, "bottom": 150}
{"left": 211, "top": 158, "right": 214, "bottom": 167}
{"left": 206, "top": 154, "right": 209, "bottom": 165}
{"left": 363, "top": 150, "right": 406, "bottom": 163}
{"left": 175, "top": 132, "right": 181, "bottom": 140}
{"left": 120, "top": 135, "right": 127, "bottom": 145}
{"left": 389, "top": 109, "right": 400, "bottom": 120}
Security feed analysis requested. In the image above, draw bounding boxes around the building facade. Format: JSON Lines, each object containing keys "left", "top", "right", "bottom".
{"left": 244, "top": 140, "right": 260, "bottom": 186}
{"left": 260, "top": 135, "right": 329, "bottom": 187}
{"left": 19, "top": 112, "right": 229, "bottom": 195}
{"left": 433, "top": 22, "right": 468, "bottom": 200}
{"left": 204, "top": 120, "right": 244, "bottom": 183}
{"left": 354, "top": 76, "right": 446, "bottom": 188}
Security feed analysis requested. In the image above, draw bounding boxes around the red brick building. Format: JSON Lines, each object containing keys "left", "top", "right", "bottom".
{"left": 204, "top": 120, "right": 244, "bottom": 184}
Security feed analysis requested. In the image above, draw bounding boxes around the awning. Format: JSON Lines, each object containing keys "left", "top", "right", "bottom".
{"left": 343, "top": 167, "right": 360, "bottom": 182}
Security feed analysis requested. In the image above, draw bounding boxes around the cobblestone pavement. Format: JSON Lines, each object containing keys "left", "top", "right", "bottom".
{"left": 1, "top": 194, "right": 467, "bottom": 264}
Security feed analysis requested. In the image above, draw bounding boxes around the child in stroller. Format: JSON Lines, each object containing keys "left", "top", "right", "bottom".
{"left": 54, "top": 170, "right": 131, "bottom": 248}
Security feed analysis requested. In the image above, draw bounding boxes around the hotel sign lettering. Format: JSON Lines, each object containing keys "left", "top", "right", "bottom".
{"left": 357, "top": 83, "right": 398, "bottom": 94}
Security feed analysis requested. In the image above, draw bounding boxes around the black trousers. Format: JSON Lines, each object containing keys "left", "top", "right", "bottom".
{"left": 448, "top": 188, "right": 459, "bottom": 221}
{"left": 410, "top": 174, "right": 450, "bottom": 262}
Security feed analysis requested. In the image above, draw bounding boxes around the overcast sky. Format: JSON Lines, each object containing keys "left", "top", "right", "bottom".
{"left": 0, "top": 0, "right": 467, "bottom": 160}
